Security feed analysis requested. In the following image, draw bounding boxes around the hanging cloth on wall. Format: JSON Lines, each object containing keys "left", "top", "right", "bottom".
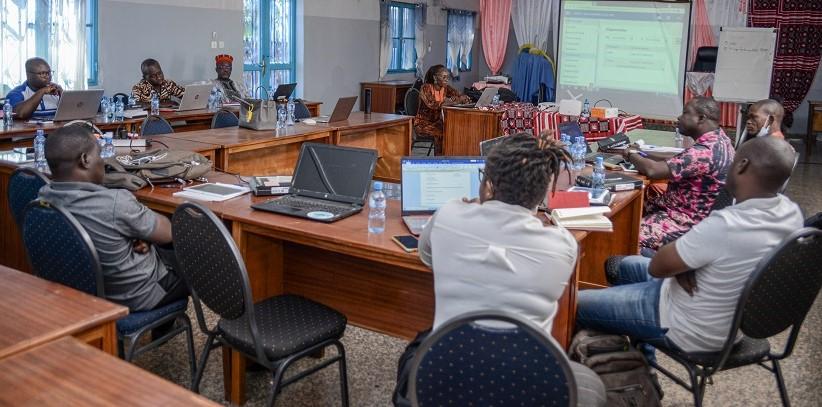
{"left": 512, "top": 48, "right": 555, "bottom": 104}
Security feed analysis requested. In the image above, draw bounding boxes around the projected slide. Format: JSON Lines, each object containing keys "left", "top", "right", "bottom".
{"left": 557, "top": 1, "right": 691, "bottom": 119}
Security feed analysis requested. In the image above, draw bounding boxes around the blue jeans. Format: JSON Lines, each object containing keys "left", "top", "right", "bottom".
{"left": 576, "top": 256, "right": 677, "bottom": 362}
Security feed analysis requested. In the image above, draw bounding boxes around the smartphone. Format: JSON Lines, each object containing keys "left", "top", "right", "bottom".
{"left": 392, "top": 235, "right": 419, "bottom": 252}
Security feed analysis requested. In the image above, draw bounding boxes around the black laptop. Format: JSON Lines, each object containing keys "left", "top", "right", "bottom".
{"left": 272, "top": 83, "right": 297, "bottom": 100}
{"left": 251, "top": 143, "right": 377, "bottom": 222}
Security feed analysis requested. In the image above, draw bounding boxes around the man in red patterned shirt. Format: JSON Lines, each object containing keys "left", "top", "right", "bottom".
{"left": 624, "top": 96, "right": 735, "bottom": 252}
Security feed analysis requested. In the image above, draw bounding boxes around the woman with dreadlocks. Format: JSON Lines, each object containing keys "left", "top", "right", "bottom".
{"left": 392, "top": 132, "right": 606, "bottom": 407}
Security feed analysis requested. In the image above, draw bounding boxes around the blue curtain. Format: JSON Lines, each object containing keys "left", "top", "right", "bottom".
{"left": 512, "top": 51, "right": 555, "bottom": 104}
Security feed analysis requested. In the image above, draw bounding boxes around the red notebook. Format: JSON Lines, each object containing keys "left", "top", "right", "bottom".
{"left": 545, "top": 191, "right": 590, "bottom": 210}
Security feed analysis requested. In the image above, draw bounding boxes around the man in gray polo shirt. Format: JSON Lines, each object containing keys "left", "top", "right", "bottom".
{"left": 38, "top": 125, "right": 188, "bottom": 311}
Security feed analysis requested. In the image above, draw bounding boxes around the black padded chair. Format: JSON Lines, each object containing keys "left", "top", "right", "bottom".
{"left": 404, "top": 88, "right": 435, "bottom": 156}
{"left": 804, "top": 212, "right": 822, "bottom": 229}
{"left": 693, "top": 46, "right": 719, "bottom": 73}
{"left": 409, "top": 311, "right": 576, "bottom": 407}
{"left": 293, "top": 99, "right": 312, "bottom": 120}
{"left": 7, "top": 167, "right": 50, "bottom": 228}
{"left": 711, "top": 188, "right": 735, "bottom": 211}
{"left": 140, "top": 115, "right": 174, "bottom": 136}
{"left": 20, "top": 200, "right": 196, "bottom": 385}
{"left": 171, "top": 202, "right": 349, "bottom": 406}
{"left": 210, "top": 109, "right": 239, "bottom": 129}
{"left": 638, "top": 227, "right": 822, "bottom": 407}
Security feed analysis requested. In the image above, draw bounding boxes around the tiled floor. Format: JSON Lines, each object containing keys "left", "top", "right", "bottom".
{"left": 135, "top": 138, "right": 822, "bottom": 406}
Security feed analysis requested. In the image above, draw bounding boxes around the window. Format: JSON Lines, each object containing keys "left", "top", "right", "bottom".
{"left": 446, "top": 10, "right": 475, "bottom": 75}
{"left": 388, "top": 2, "right": 416, "bottom": 73}
{"left": 0, "top": 0, "right": 99, "bottom": 95}
{"left": 243, "top": 0, "right": 296, "bottom": 97}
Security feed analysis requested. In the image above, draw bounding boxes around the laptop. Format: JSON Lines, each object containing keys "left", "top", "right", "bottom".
{"left": 271, "top": 83, "right": 297, "bottom": 100}
{"left": 315, "top": 96, "right": 358, "bottom": 123}
{"left": 251, "top": 143, "right": 377, "bottom": 222}
{"left": 168, "top": 83, "right": 213, "bottom": 111}
{"left": 479, "top": 135, "right": 508, "bottom": 156}
{"left": 400, "top": 156, "right": 485, "bottom": 235}
{"left": 557, "top": 121, "right": 584, "bottom": 141}
{"left": 52, "top": 90, "right": 105, "bottom": 121}
{"left": 559, "top": 121, "right": 626, "bottom": 168}
{"left": 454, "top": 87, "right": 497, "bottom": 108}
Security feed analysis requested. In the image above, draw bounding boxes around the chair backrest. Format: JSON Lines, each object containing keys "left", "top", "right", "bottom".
{"left": 409, "top": 311, "right": 576, "bottom": 407}
{"left": 293, "top": 99, "right": 312, "bottom": 119}
{"left": 404, "top": 88, "right": 420, "bottom": 117}
{"left": 7, "top": 168, "right": 50, "bottom": 228}
{"left": 21, "top": 200, "right": 104, "bottom": 297}
{"left": 693, "top": 46, "right": 719, "bottom": 72}
{"left": 210, "top": 109, "right": 239, "bottom": 129}
{"left": 710, "top": 187, "right": 734, "bottom": 212}
{"left": 804, "top": 212, "right": 822, "bottom": 229}
{"left": 112, "top": 92, "right": 129, "bottom": 104}
{"left": 140, "top": 115, "right": 174, "bottom": 136}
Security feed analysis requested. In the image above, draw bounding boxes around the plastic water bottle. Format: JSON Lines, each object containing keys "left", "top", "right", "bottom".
{"left": 128, "top": 91, "right": 136, "bottom": 107}
{"left": 592, "top": 156, "right": 606, "bottom": 192}
{"left": 34, "top": 129, "right": 47, "bottom": 171}
{"left": 674, "top": 128, "right": 684, "bottom": 148}
{"left": 2, "top": 100, "right": 12, "bottom": 127}
{"left": 368, "top": 181, "right": 386, "bottom": 234}
{"left": 100, "top": 134, "right": 115, "bottom": 158}
{"left": 268, "top": 87, "right": 275, "bottom": 101}
{"left": 150, "top": 91, "right": 160, "bottom": 116}
{"left": 114, "top": 96, "right": 124, "bottom": 121}
{"left": 213, "top": 88, "right": 223, "bottom": 110}
{"left": 286, "top": 98, "right": 296, "bottom": 126}
{"left": 100, "top": 96, "right": 111, "bottom": 122}
{"left": 572, "top": 136, "right": 587, "bottom": 171}
{"left": 277, "top": 103, "right": 287, "bottom": 129}
{"left": 492, "top": 94, "right": 501, "bottom": 106}
{"left": 581, "top": 98, "right": 590, "bottom": 118}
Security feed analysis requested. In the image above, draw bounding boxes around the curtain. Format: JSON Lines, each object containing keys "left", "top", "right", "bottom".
{"left": 414, "top": 4, "right": 427, "bottom": 78}
{"left": 446, "top": 10, "right": 475, "bottom": 77}
{"left": 511, "top": 0, "right": 553, "bottom": 52}
{"left": 378, "top": 1, "right": 392, "bottom": 78}
{"left": 704, "top": 0, "right": 748, "bottom": 43}
{"left": 749, "top": 0, "right": 822, "bottom": 115}
{"left": 688, "top": 0, "right": 715, "bottom": 70}
{"left": 480, "top": 0, "right": 511, "bottom": 75}
{"left": 0, "top": 0, "right": 88, "bottom": 94}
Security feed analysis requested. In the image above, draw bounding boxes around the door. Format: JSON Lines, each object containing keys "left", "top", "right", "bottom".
{"left": 243, "top": 0, "right": 296, "bottom": 99}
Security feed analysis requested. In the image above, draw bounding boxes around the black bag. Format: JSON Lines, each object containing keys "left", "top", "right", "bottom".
{"left": 103, "top": 149, "right": 212, "bottom": 191}
{"left": 569, "top": 330, "right": 662, "bottom": 407}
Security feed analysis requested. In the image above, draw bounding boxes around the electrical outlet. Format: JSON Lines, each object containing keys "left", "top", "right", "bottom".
{"left": 211, "top": 41, "right": 218, "bottom": 49}
{"left": 219, "top": 41, "right": 224, "bottom": 49}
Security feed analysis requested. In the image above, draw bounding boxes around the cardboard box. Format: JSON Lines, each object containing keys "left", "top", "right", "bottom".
{"left": 591, "top": 107, "right": 619, "bottom": 120}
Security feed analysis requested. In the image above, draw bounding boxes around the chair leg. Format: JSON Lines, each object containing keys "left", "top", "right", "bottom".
{"left": 267, "top": 365, "right": 289, "bottom": 407}
{"left": 686, "top": 366, "right": 704, "bottom": 407}
{"left": 772, "top": 359, "right": 791, "bottom": 407}
{"left": 192, "top": 334, "right": 217, "bottom": 393}
{"left": 335, "top": 342, "right": 349, "bottom": 407}
{"left": 179, "top": 316, "right": 197, "bottom": 390}
{"left": 426, "top": 141, "right": 434, "bottom": 156}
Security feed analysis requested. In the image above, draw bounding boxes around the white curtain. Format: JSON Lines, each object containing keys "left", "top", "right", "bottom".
{"left": 414, "top": 4, "right": 427, "bottom": 78}
{"left": 704, "top": 0, "right": 748, "bottom": 41}
{"left": 446, "top": 11, "right": 475, "bottom": 77}
{"left": 378, "top": 1, "right": 392, "bottom": 78}
{"left": 511, "top": 0, "right": 554, "bottom": 51}
{"left": 49, "top": 0, "right": 87, "bottom": 90}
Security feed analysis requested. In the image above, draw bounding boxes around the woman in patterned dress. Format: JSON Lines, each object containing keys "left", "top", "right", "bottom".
{"left": 414, "top": 65, "right": 471, "bottom": 154}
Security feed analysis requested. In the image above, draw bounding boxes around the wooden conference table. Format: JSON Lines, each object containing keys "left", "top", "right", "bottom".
{"left": 0, "top": 337, "right": 218, "bottom": 406}
{"left": 0, "top": 264, "right": 127, "bottom": 359}
{"left": 130, "top": 170, "right": 642, "bottom": 404}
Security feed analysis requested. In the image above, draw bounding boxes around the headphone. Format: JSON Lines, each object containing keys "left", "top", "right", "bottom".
{"left": 63, "top": 120, "right": 105, "bottom": 137}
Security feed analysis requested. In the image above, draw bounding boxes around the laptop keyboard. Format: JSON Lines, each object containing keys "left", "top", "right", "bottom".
{"left": 270, "top": 196, "right": 352, "bottom": 215}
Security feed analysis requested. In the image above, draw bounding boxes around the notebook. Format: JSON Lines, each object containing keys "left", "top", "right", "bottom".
{"left": 401, "top": 156, "right": 485, "bottom": 235}
{"left": 251, "top": 143, "right": 377, "bottom": 222}
{"left": 547, "top": 206, "right": 613, "bottom": 232}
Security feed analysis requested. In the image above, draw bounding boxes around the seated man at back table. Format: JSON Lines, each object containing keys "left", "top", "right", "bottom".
{"left": 211, "top": 54, "right": 246, "bottom": 103}
{"left": 393, "top": 133, "right": 606, "bottom": 407}
{"left": 577, "top": 136, "right": 801, "bottom": 360}
{"left": 623, "top": 96, "right": 734, "bottom": 252}
{"left": 131, "top": 58, "right": 184, "bottom": 105}
{"left": 38, "top": 125, "right": 189, "bottom": 312}
{"left": 7, "top": 57, "right": 62, "bottom": 120}
{"left": 744, "top": 98, "right": 786, "bottom": 141}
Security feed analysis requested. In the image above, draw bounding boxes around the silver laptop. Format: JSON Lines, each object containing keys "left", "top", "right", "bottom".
{"left": 400, "top": 156, "right": 485, "bottom": 235}
{"left": 52, "top": 90, "right": 105, "bottom": 121}
{"left": 170, "top": 83, "right": 213, "bottom": 111}
{"left": 454, "top": 87, "right": 498, "bottom": 108}
{"left": 315, "top": 96, "right": 358, "bottom": 123}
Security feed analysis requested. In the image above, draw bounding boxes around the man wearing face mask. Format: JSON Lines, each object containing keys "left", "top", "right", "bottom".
{"left": 739, "top": 99, "right": 786, "bottom": 146}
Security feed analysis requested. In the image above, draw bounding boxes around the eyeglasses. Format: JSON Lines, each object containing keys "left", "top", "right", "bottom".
{"left": 478, "top": 167, "right": 486, "bottom": 183}
{"left": 27, "top": 70, "right": 53, "bottom": 77}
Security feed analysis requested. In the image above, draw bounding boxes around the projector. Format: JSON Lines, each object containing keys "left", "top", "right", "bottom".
{"left": 591, "top": 107, "right": 619, "bottom": 120}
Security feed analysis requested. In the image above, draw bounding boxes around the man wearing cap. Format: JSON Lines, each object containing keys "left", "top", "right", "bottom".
{"left": 211, "top": 54, "right": 246, "bottom": 103}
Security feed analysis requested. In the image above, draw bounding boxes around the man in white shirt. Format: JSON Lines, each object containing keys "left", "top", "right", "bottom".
{"left": 576, "top": 136, "right": 802, "bottom": 359}
{"left": 394, "top": 133, "right": 606, "bottom": 407}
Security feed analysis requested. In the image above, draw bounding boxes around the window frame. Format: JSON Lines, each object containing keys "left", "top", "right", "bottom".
{"left": 387, "top": 1, "right": 416, "bottom": 74}
{"left": 87, "top": 0, "right": 99, "bottom": 86}
{"left": 446, "top": 10, "right": 474, "bottom": 75}
{"left": 242, "top": 0, "right": 297, "bottom": 96}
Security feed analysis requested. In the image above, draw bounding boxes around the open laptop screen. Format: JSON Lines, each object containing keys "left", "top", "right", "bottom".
{"left": 401, "top": 157, "right": 485, "bottom": 215}
{"left": 290, "top": 143, "right": 377, "bottom": 204}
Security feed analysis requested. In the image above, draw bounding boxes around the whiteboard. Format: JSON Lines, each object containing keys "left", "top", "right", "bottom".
{"left": 713, "top": 27, "right": 777, "bottom": 103}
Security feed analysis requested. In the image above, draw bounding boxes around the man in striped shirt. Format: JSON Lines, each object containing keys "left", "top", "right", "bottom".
{"left": 7, "top": 57, "right": 62, "bottom": 120}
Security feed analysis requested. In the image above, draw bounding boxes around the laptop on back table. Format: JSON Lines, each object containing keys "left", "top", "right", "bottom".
{"left": 454, "top": 87, "right": 497, "bottom": 108}
{"left": 53, "top": 90, "right": 105, "bottom": 121}
{"left": 251, "top": 143, "right": 377, "bottom": 222}
{"left": 166, "top": 83, "right": 213, "bottom": 112}
{"left": 315, "top": 96, "right": 358, "bottom": 123}
{"left": 401, "top": 156, "right": 485, "bottom": 235}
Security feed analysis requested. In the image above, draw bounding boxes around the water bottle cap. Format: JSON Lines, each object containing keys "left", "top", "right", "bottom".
{"left": 373, "top": 181, "right": 383, "bottom": 191}
{"left": 36, "top": 129, "right": 44, "bottom": 136}
{"left": 595, "top": 156, "right": 603, "bottom": 165}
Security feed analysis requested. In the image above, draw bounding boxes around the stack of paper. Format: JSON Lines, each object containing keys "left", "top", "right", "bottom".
{"left": 548, "top": 206, "right": 613, "bottom": 232}
{"left": 173, "top": 183, "right": 250, "bottom": 202}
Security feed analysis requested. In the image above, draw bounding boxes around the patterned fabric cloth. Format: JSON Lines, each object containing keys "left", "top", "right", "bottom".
{"left": 414, "top": 83, "right": 470, "bottom": 153}
{"left": 494, "top": 102, "right": 539, "bottom": 135}
{"left": 211, "top": 78, "right": 247, "bottom": 103}
{"left": 640, "top": 128, "right": 735, "bottom": 250}
{"left": 534, "top": 111, "right": 644, "bottom": 141}
{"left": 131, "top": 79, "right": 185, "bottom": 103}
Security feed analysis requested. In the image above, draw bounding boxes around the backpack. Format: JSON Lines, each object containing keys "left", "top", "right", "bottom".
{"left": 103, "top": 149, "right": 212, "bottom": 191}
{"left": 569, "top": 330, "right": 662, "bottom": 407}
